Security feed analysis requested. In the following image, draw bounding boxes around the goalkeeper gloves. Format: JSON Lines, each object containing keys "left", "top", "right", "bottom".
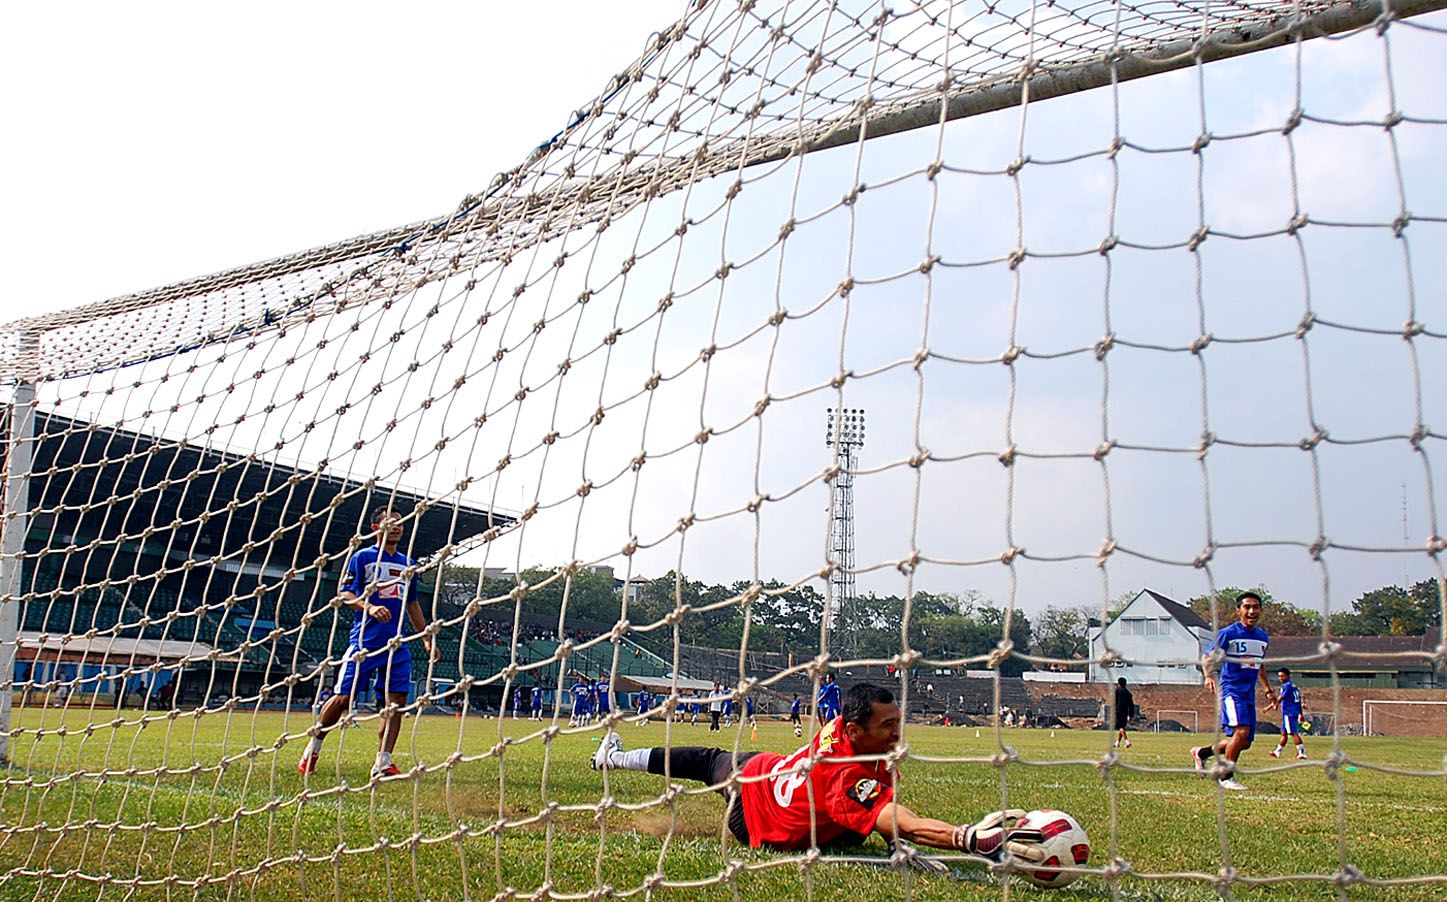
{"left": 953, "top": 809, "right": 1047, "bottom": 862}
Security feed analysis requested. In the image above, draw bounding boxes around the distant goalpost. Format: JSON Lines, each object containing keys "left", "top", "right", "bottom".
{"left": 1361, "top": 699, "right": 1447, "bottom": 736}
{"left": 3, "top": 0, "right": 1447, "bottom": 899}
{"left": 1154, "top": 709, "right": 1199, "bottom": 733}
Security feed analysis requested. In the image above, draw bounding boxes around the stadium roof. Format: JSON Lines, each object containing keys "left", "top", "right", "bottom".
{"left": 16, "top": 631, "right": 235, "bottom": 665}
{"left": 12, "top": 410, "right": 514, "bottom": 579}
{"left": 1142, "top": 590, "right": 1210, "bottom": 630}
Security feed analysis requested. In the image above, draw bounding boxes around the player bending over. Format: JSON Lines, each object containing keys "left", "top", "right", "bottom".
{"left": 592, "top": 682, "right": 1051, "bottom": 866}
{"left": 1268, "top": 668, "right": 1307, "bottom": 760}
{"left": 1192, "top": 591, "right": 1276, "bottom": 790}
{"left": 298, "top": 506, "right": 439, "bottom": 779}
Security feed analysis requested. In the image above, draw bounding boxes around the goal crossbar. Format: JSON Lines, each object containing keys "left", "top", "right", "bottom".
{"left": 1361, "top": 699, "right": 1447, "bottom": 735}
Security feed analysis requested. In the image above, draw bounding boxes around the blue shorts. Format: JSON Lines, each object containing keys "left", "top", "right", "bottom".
{"left": 335, "top": 646, "right": 412, "bottom": 698}
{"left": 1280, "top": 713, "right": 1302, "bottom": 734}
{"left": 1220, "top": 692, "right": 1257, "bottom": 740}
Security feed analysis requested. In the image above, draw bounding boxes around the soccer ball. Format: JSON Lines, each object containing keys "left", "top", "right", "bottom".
{"left": 1009, "top": 809, "right": 1089, "bottom": 889}
{"left": 793, "top": 725, "right": 803, "bottom": 737}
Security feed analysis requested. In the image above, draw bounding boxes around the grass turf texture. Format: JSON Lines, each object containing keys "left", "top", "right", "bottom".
{"left": 0, "top": 710, "right": 1444, "bottom": 901}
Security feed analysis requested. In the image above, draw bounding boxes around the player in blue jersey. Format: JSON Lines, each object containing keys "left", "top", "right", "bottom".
{"left": 530, "top": 684, "right": 544, "bottom": 720}
{"left": 1192, "top": 591, "right": 1277, "bottom": 790}
{"left": 744, "top": 693, "right": 756, "bottom": 727}
{"left": 299, "top": 506, "right": 438, "bottom": 780}
{"left": 596, "top": 677, "right": 611, "bottom": 722}
{"left": 570, "top": 677, "right": 591, "bottom": 727}
{"left": 512, "top": 686, "right": 523, "bottom": 720}
{"left": 637, "top": 688, "right": 652, "bottom": 722}
{"left": 818, "top": 673, "right": 842, "bottom": 722}
{"left": 1268, "top": 668, "right": 1307, "bottom": 760}
{"left": 789, "top": 694, "right": 803, "bottom": 731}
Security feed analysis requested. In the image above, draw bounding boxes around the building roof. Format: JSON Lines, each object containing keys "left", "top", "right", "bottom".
{"left": 1141, "top": 589, "right": 1210, "bottom": 630}
{"left": 17, "top": 631, "right": 235, "bottom": 664}
{"left": 1267, "top": 629, "right": 1443, "bottom": 670}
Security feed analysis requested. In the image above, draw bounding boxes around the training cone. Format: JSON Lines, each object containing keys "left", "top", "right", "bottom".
{"left": 975, "top": 729, "right": 980, "bottom": 738}
{"left": 751, "top": 725, "right": 758, "bottom": 742}
{"left": 1051, "top": 730, "right": 1055, "bottom": 737}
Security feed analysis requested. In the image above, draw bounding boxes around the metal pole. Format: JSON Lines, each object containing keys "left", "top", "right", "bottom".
{"left": 0, "top": 331, "right": 37, "bottom": 765}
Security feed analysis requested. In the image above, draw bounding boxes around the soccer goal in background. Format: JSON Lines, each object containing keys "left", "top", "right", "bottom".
{"left": 2, "top": 1, "right": 1446, "bottom": 899}
{"left": 1153, "top": 709, "right": 1199, "bottom": 733}
{"left": 1362, "top": 698, "right": 1447, "bottom": 736}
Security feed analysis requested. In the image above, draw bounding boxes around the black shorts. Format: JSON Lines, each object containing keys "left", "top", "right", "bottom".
{"left": 648, "top": 747, "right": 762, "bottom": 844}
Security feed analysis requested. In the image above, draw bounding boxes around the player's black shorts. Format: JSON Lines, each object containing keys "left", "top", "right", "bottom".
{"left": 646, "top": 747, "right": 761, "bottom": 844}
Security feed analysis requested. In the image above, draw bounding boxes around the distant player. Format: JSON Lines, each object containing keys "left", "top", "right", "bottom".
{"left": 530, "top": 684, "right": 544, "bottom": 721}
{"left": 722, "top": 696, "right": 735, "bottom": 728}
{"left": 1192, "top": 591, "right": 1276, "bottom": 790}
{"left": 818, "top": 674, "right": 842, "bottom": 722}
{"left": 597, "top": 677, "right": 612, "bottom": 723}
{"left": 298, "top": 506, "right": 439, "bottom": 780}
{"left": 512, "top": 686, "right": 523, "bottom": 720}
{"left": 585, "top": 678, "right": 601, "bottom": 725}
{"left": 637, "top": 688, "right": 652, "bottom": 722}
{"left": 570, "top": 676, "right": 590, "bottom": 727}
{"left": 1268, "top": 668, "right": 1307, "bottom": 760}
{"left": 789, "top": 694, "right": 803, "bottom": 731}
{"left": 744, "top": 693, "right": 757, "bottom": 727}
{"left": 591, "top": 682, "right": 1049, "bottom": 864}
{"left": 708, "top": 684, "right": 723, "bottom": 731}
{"left": 1112, "top": 678, "right": 1134, "bottom": 749}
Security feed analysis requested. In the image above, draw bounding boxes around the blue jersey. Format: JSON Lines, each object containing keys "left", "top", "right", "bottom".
{"left": 597, "top": 680, "right": 611, "bottom": 712}
{"left": 530, "top": 686, "right": 543, "bottom": 709}
{"left": 1278, "top": 679, "right": 1302, "bottom": 716}
{"left": 637, "top": 690, "right": 651, "bottom": 713}
{"left": 512, "top": 688, "right": 522, "bottom": 709}
{"left": 745, "top": 696, "right": 755, "bottom": 716}
{"left": 1209, "top": 622, "right": 1269, "bottom": 695}
{"left": 570, "top": 681, "right": 590, "bottom": 711}
{"left": 818, "top": 681, "right": 841, "bottom": 714}
{"left": 341, "top": 546, "right": 418, "bottom": 651}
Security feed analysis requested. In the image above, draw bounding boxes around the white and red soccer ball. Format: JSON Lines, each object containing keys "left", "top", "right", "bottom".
{"left": 1012, "top": 809, "right": 1089, "bottom": 889}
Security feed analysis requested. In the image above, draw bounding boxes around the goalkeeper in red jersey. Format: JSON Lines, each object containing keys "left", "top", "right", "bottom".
{"left": 591, "top": 682, "right": 1048, "bottom": 867}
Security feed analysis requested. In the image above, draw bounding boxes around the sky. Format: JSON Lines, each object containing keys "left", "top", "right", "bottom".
{"left": 4, "top": 2, "right": 1446, "bottom": 628}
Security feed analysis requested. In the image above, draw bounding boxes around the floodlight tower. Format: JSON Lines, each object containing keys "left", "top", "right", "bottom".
{"left": 825, "top": 407, "right": 864, "bottom": 657}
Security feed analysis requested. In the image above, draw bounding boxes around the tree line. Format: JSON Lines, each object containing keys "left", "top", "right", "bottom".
{"left": 434, "top": 567, "right": 1033, "bottom": 675}
{"left": 434, "top": 566, "right": 1440, "bottom": 668}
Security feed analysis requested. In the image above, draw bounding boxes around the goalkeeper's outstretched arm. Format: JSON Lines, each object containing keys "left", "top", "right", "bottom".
{"left": 874, "top": 805, "right": 1044, "bottom": 859}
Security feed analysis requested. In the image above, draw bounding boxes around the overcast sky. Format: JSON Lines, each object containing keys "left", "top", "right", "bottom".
{"left": 4, "top": 2, "right": 1445, "bottom": 627}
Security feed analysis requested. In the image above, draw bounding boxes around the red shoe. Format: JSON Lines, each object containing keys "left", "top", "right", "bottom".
{"left": 371, "top": 763, "right": 402, "bottom": 779}
{"left": 298, "top": 751, "right": 320, "bottom": 775}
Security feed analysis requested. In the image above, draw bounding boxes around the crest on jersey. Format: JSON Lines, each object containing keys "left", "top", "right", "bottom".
{"left": 846, "top": 778, "right": 882, "bottom": 808}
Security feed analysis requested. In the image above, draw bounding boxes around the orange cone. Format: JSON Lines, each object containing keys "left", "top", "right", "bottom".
{"left": 750, "top": 724, "right": 758, "bottom": 742}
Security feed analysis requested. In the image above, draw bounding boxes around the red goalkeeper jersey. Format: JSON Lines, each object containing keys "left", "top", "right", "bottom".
{"left": 739, "top": 716, "right": 894, "bottom": 849}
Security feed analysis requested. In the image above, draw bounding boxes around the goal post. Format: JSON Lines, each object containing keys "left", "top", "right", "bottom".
{"left": 1361, "top": 699, "right": 1447, "bottom": 737}
{"left": 2, "top": 1, "right": 1447, "bottom": 899}
{"left": 1154, "top": 709, "right": 1200, "bottom": 733}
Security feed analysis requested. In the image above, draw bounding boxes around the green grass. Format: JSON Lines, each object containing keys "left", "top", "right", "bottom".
{"left": 1, "top": 709, "right": 1444, "bottom": 901}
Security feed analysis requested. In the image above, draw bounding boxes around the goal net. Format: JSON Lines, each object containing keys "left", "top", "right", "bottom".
{"left": 3, "top": 0, "right": 1447, "bottom": 898}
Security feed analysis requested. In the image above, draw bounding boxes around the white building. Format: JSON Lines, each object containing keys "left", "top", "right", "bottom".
{"left": 1088, "top": 589, "right": 1213, "bottom": 685}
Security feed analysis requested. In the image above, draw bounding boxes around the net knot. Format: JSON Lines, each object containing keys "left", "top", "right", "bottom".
{"left": 1191, "top": 132, "right": 1211, "bottom": 153}
{"left": 1308, "top": 537, "right": 1329, "bottom": 560}
{"left": 1392, "top": 213, "right": 1411, "bottom": 236}
{"left": 1212, "top": 866, "right": 1239, "bottom": 894}
{"left": 1093, "top": 440, "right": 1113, "bottom": 460}
{"left": 1298, "top": 429, "right": 1326, "bottom": 450}
{"left": 1095, "top": 538, "right": 1117, "bottom": 564}
{"left": 1316, "top": 640, "right": 1342, "bottom": 661}
{"left": 1283, "top": 107, "right": 1304, "bottom": 134}
{"left": 987, "top": 640, "right": 1014, "bottom": 669}
{"left": 998, "top": 445, "right": 1016, "bottom": 468}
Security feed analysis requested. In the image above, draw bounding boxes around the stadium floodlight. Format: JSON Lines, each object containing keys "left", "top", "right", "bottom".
{"left": 825, "top": 407, "right": 864, "bottom": 657}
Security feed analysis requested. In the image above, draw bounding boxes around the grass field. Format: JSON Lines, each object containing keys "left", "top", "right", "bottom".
{"left": 1, "top": 709, "right": 1444, "bottom": 901}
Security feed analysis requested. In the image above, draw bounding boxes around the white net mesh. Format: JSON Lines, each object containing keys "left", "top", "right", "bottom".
{"left": 3, "top": 0, "right": 1446, "bottom": 898}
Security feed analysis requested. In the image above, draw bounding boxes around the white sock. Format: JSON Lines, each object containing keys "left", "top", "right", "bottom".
{"left": 306, "top": 736, "right": 324, "bottom": 756}
{"left": 617, "top": 748, "right": 652, "bottom": 771}
{"left": 375, "top": 751, "right": 392, "bottom": 769}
